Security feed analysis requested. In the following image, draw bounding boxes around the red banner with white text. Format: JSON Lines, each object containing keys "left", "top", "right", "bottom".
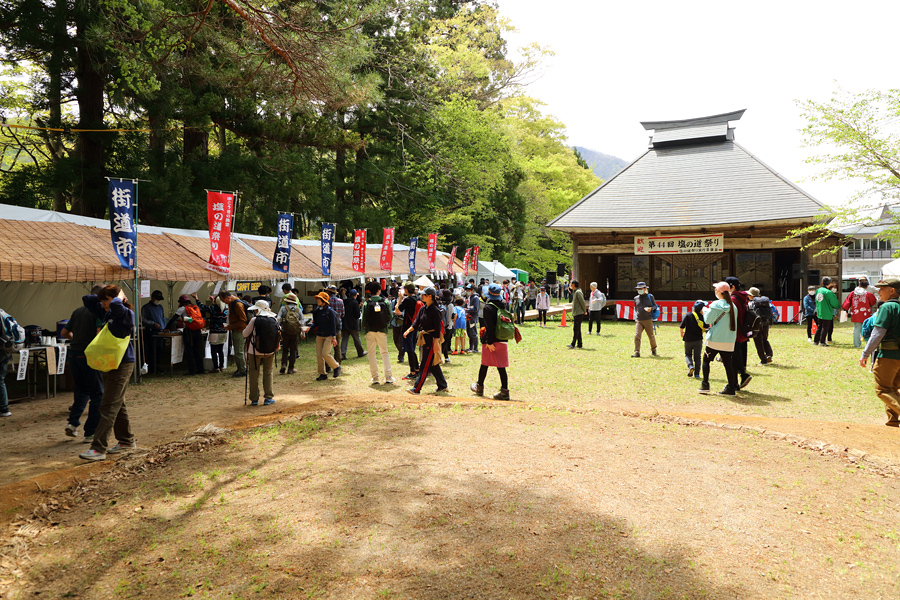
{"left": 380, "top": 228, "right": 394, "bottom": 271}
{"left": 206, "top": 191, "right": 234, "bottom": 274}
{"left": 470, "top": 246, "right": 480, "bottom": 273}
{"left": 427, "top": 233, "right": 438, "bottom": 271}
{"left": 448, "top": 246, "right": 457, "bottom": 276}
{"left": 462, "top": 248, "right": 471, "bottom": 277}
{"left": 352, "top": 229, "right": 366, "bottom": 273}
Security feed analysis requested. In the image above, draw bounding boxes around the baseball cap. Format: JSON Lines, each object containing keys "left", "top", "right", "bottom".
{"left": 874, "top": 277, "right": 900, "bottom": 289}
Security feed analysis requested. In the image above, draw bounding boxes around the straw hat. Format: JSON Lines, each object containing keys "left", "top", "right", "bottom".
{"left": 283, "top": 292, "right": 299, "bottom": 304}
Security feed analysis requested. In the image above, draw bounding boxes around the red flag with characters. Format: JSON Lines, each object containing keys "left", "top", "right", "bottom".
{"left": 380, "top": 228, "right": 394, "bottom": 271}
{"left": 462, "top": 248, "right": 471, "bottom": 277}
{"left": 427, "top": 233, "right": 438, "bottom": 271}
{"left": 352, "top": 229, "right": 366, "bottom": 273}
{"left": 206, "top": 192, "right": 234, "bottom": 274}
{"left": 448, "top": 246, "right": 457, "bottom": 276}
{"left": 470, "top": 245, "right": 480, "bottom": 273}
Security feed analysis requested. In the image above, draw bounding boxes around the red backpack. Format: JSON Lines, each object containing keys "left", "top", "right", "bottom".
{"left": 184, "top": 304, "right": 206, "bottom": 330}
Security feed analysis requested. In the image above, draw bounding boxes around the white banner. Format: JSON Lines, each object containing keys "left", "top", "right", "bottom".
{"left": 634, "top": 234, "right": 723, "bottom": 255}
{"left": 45, "top": 346, "right": 56, "bottom": 377}
{"left": 141, "top": 280, "right": 151, "bottom": 298}
{"left": 17, "top": 349, "right": 28, "bottom": 381}
{"left": 171, "top": 335, "right": 184, "bottom": 364}
{"left": 56, "top": 345, "right": 67, "bottom": 375}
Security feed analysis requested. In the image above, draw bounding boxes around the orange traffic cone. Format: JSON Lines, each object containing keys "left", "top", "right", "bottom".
{"left": 558, "top": 309, "right": 568, "bottom": 327}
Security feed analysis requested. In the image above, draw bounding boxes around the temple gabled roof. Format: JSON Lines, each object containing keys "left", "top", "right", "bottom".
{"left": 548, "top": 110, "right": 829, "bottom": 233}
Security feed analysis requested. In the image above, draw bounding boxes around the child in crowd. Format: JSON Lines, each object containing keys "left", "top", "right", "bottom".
{"left": 680, "top": 300, "right": 706, "bottom": 379}
{"left": 453, "top": 298, "right": 467, "bottom": 354}
{"left": 802, "top": 285, "right": 817, "bottom": 341}
{"left": 535, "top": 286, "right": 551, "bottom": 327}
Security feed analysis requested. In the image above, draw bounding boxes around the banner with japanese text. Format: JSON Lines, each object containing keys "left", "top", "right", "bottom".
{"left": 470, "top": 246, "right": 480, "bottom": 273}
{"left": 634, "top": 234, "right": 724, "bottom": 255}
{"left": 427, "top": 233, "right": 438, "bottom": 271}
{"left": 108, "top": 180, "right": 136, "bottom": 269}
{"left": 321, "top": 223, "right": 335, "bottom": 277}
{"left": 380, "top": 228, "right": 394, "bottom": 271}
{"left": 352, "top": 229, "right": 366, "bottom": 273}
{"left": 448, "top": 246, "right": 457, "bottom": 276}
{"left": 206, "top": 191, "right": 234, "bottom": 274}
{"left": 272, "top": 212, "right": 293, "bottom": 273}
{"left": 462, "top": 248, "right": 471, "bottom": 277}
{"left": 408, "top": 237, "right": 418, "bottom": 275}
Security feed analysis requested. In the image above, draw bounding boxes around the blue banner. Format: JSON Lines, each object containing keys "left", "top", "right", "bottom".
{"left": 321, "top": 223, "right": 335, "bottom": 277}
{"left": 108, "top": 180, "right": 136, "bottom": 269}
{"left": 272, "top": 212, "right": 293, "bottom": 273}
{"left": 408, "top": 237, "right": 418, "bottom": 275}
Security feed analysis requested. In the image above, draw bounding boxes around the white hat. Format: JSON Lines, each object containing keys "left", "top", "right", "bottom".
{"left": 249, "top": 299, "right": 275, "bottom": 317}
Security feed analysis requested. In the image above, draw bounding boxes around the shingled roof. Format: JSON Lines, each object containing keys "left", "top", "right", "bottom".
{"left": 547, "top": 110, "right": 829, "bottom": 233}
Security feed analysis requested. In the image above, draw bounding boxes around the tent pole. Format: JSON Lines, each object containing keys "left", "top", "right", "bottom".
{"left": 132, "top": 179, "right": 141, "bottom": 385}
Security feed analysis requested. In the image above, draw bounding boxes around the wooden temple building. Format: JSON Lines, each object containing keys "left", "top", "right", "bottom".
{"left": 547, "top": 110, "right": 842, "bottom": 322}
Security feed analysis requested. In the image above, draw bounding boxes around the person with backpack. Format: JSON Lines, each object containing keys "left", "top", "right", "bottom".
{"left": 632, "top": 282, "right": 658, "bottom": 358}
{"left": 699, "top": 282, "right": 739, "bottom": 396}
{"left": 276, "top": 292, "right": 303, "bottom": 374}
{"left": 389, "top": 288, "right": 405, "bottom": 365}
{"left": 843, "top": 277, "right": 878, "bottom": 348}
{"left": 395, "top": 282, "right": 422, "bottom": 380}
{"left": 78, "top": 285, "right": 137, "bottom": 461}
{"left": 859, "top": 277, "right": 900, "bottom": 427}
{"left": 60, "top": 285, "right": 104, "bottom": 439}
{"left": 243, "top": 300, "right": 280, "bottom": 405}
{"left": 361, "top": 281, "right": 394, "bottom": 385}
{"left": 0, "top": 305, "right": 25, "bottom": 418}
{"left": 680, "top": 300, "right": 707, "bottom": 379}
{"left": 312, "top": 291, "right": 341, "bottom": 381}
{"left": 471, "top": 283, "right": 513, "bottom": 400}
{"left": 725, "top": 276, "right": 752, "bottom": 389}
{"left": 465, "top": 284, "right": 481, "bottom": 353}
{"left": 405, "top": 287, "right": 447, "bottom": 395}
{"left": 452, "top": 298, "right": 467, "bottom": 354}
{"left": 176, "top": 294, "right": 206, "bottom": 376}
{"left": 748, "top": 287, "right": 774, "bottom": 365}
{"left": 340, "top": 289, "right": 366, "bottom": 360}
{"left": 587, "top": 282, "right": 606, "bottom": 335}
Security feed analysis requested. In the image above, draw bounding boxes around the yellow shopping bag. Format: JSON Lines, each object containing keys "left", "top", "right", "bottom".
{"left": 84, "top": 324, "right": 130, "bottom": 372}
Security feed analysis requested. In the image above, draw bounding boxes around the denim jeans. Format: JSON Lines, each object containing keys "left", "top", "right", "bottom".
{"left": 68, "top": 355, "right": 104, "bottom": 436}
{"left": 0, "top": 352, "right": 9, "bottom": 413}
{"left": 853, "top": 322, "right": 864, "bottom": 348}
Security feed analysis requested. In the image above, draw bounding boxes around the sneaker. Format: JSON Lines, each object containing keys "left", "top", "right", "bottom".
{"left": 384, "top": 378, "right": 396, "bottom": 384}
{"left": 470, "top": 382, "right": 484, "bottom": 396}
{"left": 250, "top": 400, "right": 259, "bottom": 406}
{"left": 402, "top": 372, "right": 417, "bottom": 380}
{"left": 232, "top": 370, "right": 246, "bottom": 378}
{"left": 406, "top": 388, "right": 420, "bottom": 395}
{"left": 316, "top": 374, "right": 328, "bottom": 381}
{"left": 0, "top": 411, "right": 11, "bottom": 417}
{"left": 358, "top": 351, "right": 368, "bottom": 358}
{"left": 739, "top": 374, "right": 752, "bottom": 389}
{"left": 288, "top": 369, "right": 297, "bottom": 374}
{"left": 434, "top": 386, "right": 449, "bottom": 394}
{"left": 694, "top": 374, "right": 701, "bottom": 380}
{"left": 566, "top": 344, "right": 575, "bottom": 349}
{"left": 807, "top": 337, "right": 813, "bottom": 342}
{"left": 631, "top": 352, "right": 640, "bottom": 358}
{"left": 79, "top": 449, "right": 106, "bottom": 461}
{"left": 371, "top": 380, "right": 381, "bottom": 385}
{"left": 766, "top": 358, "right": 773, "bottom": 364}
{"left": 83, "top": 435, "right": 94, "bottom": 444}
{"left": 698, "top": 382, "right": 711, "bottom": 395}
{"left": 333, "top": 366, "right": 341, "bottom": 378}
{"left": 651, "top": 349, "right": 658, "bottom": 356}
{"left": 280, "top": 367, "right": 286, "bottom": 374}
{"left": 263, "top": 399, "right": 275, "bottom": 406}
{"left": 759, "top": 361, "right": 768, "bottom": 366}
{"left": 687, "top": 367, "right": 694, "bottom": 377}
{"left": 718, "top": 387, "right": 737, "bottom": 396}
{"left": 108, "top": 441, "right": 137, "bottom": 454}
{"left": 65, "top": 424, "right": 78, "bottom": 437}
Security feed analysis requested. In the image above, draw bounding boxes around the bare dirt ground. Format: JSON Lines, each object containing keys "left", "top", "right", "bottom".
{"left": 3, "top": 403, "right": 899, "bottom": 599}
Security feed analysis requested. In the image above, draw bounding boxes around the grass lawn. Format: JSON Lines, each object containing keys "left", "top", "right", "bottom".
{"left": 295, "top": 318, "right": 882, "bottom": 424}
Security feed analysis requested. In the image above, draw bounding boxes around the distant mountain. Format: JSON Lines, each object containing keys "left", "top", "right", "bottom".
{"left": 573, "top": 146, "right": 629, "bottom": 182}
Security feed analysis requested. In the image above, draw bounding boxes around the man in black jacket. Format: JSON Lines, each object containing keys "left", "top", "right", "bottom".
{"left": 340, "top": 289, "right": 366, "bottom": 359}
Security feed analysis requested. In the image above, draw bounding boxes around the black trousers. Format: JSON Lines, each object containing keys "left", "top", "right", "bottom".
{"left": 806, "top": 315, "right": 816, "bottom": 338}
{"left": 702, "top": 347, "right": 738, "bottom": 390}
{"left": 183, "top": 328, "right": 205, "bottom": 374}
{"left": 753, "top": 323, "right": 772, "bottom": 362}
{"left": 732, "top": 340, "right": 748, "bottom": 377}
{"left": 814, "top": 319, "right": 833, "bottom": 345}
{"left": 587, "top": 310, "right": 602, "bottom": 333}
{"left": 571, "top": 314, "right": 585, "bottom": 347}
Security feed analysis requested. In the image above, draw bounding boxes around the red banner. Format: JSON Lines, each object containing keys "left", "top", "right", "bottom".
{"left": 462, "top": 248, "right": 471, "bottom": 277}
{"left": 206, "top": 191, "right": 234, "bottom": 274}
{"left": 380, "top": 228, "right": 394, "bottom": 271}
{"left": 427, "top": 233, "right": 438, "bottom": 271}
{"left": 448, "top": 246, "right": 457, "bottom": 276}
{"left": 352, "top": 229, "right": 366, "bottom": 273}
{"left": 470, "top": 245, "right": 480, "bottom": 273}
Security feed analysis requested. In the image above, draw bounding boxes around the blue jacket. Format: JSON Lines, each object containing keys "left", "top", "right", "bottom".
{"left": 84, "top": 295, "right": 135, "bottom": 364}
{"left": 702, "top": 299, "right": 737, "bottom": 346}
{"left": 312, "top": 305, "right": 339, "bottom": 337}
{"left": 141, "top": 301, "right": 166, "bottom": 330}
{"left": 802, "top": 293, "right": 816, "bottom": 317}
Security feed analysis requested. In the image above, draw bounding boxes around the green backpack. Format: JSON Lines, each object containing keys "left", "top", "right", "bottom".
{"left": 493, "top": 302, "right": 516, "bottom": 341}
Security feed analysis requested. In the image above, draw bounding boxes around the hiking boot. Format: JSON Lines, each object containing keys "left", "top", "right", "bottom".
{"left": 631, "top": 352, "right": 640, "bottom": 358}
{"left": 108, "top": 441, "right": 137, "bottom": 454}
{"left": 79, "top": 449, "right": 106, "bottom": 461}
{"left": 739, "top": 374, "right": 752, "bottom": 389}
{"left": 333, "top": 366, "right": 341, "bottom": 378}
{"left": 493, "top": 388, "right": 510, "bottom": 401}
{"left": 279, "top": 367, "right": 286, "bottom": 374}
{"left": 316, "top": 374, "right": 328, "bottom": 381}
{"left": 250, "top": 400, "right": 259, "bottom": 406}
{"left": 65, "top": 423, "right": 78, "bottom": 437}
{"left": 718, "top": 386, "right": 737, "bottom": 396}
{"left": 470, "top": 382, "right": 484, "bottom": 396}
{"left": 651, "top": 348, "right": 658, "bottom": 356}
{"left": 698, "top": 382, "right": 711, "bottom": 395}
{"left": 263, "top": 399, "right": 275, "bottom": 406}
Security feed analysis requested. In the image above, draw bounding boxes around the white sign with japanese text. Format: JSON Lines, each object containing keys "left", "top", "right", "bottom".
{"left": 634, "top": 234, "right": 723, "bottom": 255}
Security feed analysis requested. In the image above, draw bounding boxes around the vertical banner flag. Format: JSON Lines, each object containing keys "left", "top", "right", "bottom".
{"left": 448, "top": 246, "right": 457, "bottom": 276}
{"left": 108, "top": 180, "right": 136, "bottom": 269}
{"left": 471, "top": 245, "right": 480, "bottom": 273}
{"left": 462, "top": 248, "right": 471, "bottom": 277}
{"left": 321, "top": 223, "right": 335, "bottom": 277}
{"left": 206, "top": 191, "right": 234, "bottom": 274}
{"left": 352, "top": 229, "right": 367, "bottom": 273}
{"left": 272, "top": 212, "right": 293, "bottom": 273}
{"left": 380, "top": 228, "right": 394, "bottom": 271}
{"left": 427, "top": 233, "right": 438, "bottom": 272}
{"left": 408, "top": 237, "right": 418, "bottom": 276}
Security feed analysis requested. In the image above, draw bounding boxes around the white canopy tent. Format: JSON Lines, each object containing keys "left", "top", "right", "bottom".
{"left": 881, "top": 258, "right": 900, "bottom": 278}
{"left": 475, "top": 260, "right": 515, "bottom": 282}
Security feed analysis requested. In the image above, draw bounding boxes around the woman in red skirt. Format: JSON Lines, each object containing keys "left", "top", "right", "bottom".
{"left": 471, "top": 283, "right": 510, "bottom": 400}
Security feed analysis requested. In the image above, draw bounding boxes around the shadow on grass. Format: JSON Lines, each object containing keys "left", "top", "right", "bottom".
{"left": 729, "top": 391, "right": 793, "bottom": 406}
{"left": 762, "top": 363, "right": 800, "bottom": 370}
{"left": 21, "top": 409, "right": 745, "bottom": 600}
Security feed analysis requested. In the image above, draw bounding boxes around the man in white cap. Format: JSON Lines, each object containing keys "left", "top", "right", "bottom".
{"left": 860, "top": 276, "right": 900, "bottom": 427}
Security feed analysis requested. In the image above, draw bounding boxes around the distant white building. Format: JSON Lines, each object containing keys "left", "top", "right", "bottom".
{"left": 835, "top": 206, "right": 896, "bottom": 282}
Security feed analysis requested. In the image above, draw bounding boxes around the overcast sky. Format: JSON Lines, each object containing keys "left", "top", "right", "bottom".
{"left": 496, "top": 0, "right": 898, "bottom": 208}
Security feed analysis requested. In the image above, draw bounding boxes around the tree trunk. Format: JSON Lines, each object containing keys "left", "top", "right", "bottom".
{"left": 73, "top": 1, "right": 106, "bottom": 218}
